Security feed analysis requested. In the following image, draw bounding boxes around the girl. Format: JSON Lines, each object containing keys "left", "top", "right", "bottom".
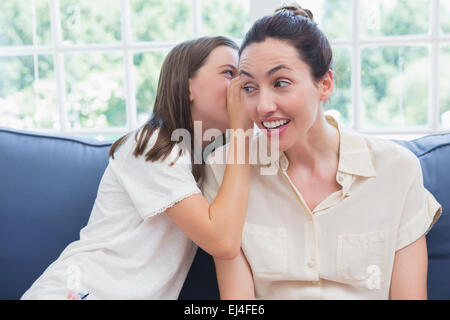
{"left": 21, "top": 36, "right": 253, "bottom": 300}
{"left": 202, "top": 6, "right": 442, "bottom": 299}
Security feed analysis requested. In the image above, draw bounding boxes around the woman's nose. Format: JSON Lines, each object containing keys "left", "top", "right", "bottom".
{"left": 257, "top": 90, "right": 277, "bottom": 116}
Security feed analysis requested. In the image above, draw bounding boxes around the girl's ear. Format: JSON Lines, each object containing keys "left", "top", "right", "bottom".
{"left": 188, "top": 79, "right": 194, "bottom": 102}
{"left": 319, "top": 69, "right": 334, "bottom": 102}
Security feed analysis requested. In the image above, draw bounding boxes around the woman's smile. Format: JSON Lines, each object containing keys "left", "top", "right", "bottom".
{"left": 260, "top": 117, "right": 291, "bottom": 137}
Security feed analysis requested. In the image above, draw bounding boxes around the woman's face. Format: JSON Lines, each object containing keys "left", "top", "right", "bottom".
{"left": 189, "top": 45, "right": 239, "bottom": 133}
{"left": 239, "top": 38, "right": 333, "bottom": 152}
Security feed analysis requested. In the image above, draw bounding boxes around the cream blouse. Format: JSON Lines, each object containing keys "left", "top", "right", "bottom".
{"left": 202, "top": 114, "right": 442, "bottom": 300}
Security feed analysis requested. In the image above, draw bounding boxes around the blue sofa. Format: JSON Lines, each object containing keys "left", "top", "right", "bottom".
{"left": 0, "top": 126, "right": 449, "bottom": 300}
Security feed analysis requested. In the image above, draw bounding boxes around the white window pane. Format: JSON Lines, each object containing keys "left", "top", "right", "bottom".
{"left": 441, "top": 0, "right": 450, "bottom": 34}
{"left": 60, "top": 0, "right": 122, "bottom": 45}
{"left": 295, "top": 0, "right": 352, "bottom": 39}
{"left": 0, "top": 0, "right": 33, "bottom": 45}
{"left": 201, "top": 0, "right": 251, "bottom": 39}
{"left": 361, "top": 0, "right": 430, "bottom": 37}
{"left": 133, "top": 51, "right": 168, "bottom": 126}
{"left": 36, "top": 55, "right": 59, "bottom": 128}
{"left": 36, "top": 0, "right": 52, "bottom": 45}
{"left": 64, "top": 52, "right": 126, "bottom": 129}
{"left": 361, "top": 46, "right": 430, "bottom": 129}
{"left": 0, "top": 55, "right": 59, "bottom": 130}
{"left": 130, "top": 0, "right": 193, "bottom": 42}
{"left": 325, "top": 47, "right": 352, "bottom": 126}
{"left": 440, "top": 45, "right": 450, "bottom": 129}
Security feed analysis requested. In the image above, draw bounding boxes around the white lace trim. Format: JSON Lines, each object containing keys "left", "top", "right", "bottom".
{"left": 145, "top": 189, "right": 202, "bottom": 219}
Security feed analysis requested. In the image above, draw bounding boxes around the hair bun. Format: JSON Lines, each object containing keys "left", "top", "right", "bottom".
{"left": 275, "top": 4, "right": 314, "bottom": 21}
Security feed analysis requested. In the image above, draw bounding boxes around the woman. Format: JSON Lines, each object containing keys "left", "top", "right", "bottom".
{"left": 202, "top": 6, "right": 442, "bottom": 299}
{"left": 21, "top": 36, "right": 253, "bottom": 300}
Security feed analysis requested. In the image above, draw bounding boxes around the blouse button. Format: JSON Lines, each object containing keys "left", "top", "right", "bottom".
{"left": 307, "top": 260, "right": 315, "bottom": 268}
{"left": 338, "top": 175, "right": 345, "bottom": 183}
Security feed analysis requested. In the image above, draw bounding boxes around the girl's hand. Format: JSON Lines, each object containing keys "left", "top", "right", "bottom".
{"left": 227, "top": 77, "right": 253, "bottom": 131}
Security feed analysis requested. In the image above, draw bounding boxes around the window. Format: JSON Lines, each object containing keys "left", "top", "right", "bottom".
{"left": 1, "top": 0, "right": 449, "bottom": 141}
{"left": 0, "top": 0, "right": 251, "bottom": 140}
{"left": 298, "top": 0, "right": 450, "bottom": 140}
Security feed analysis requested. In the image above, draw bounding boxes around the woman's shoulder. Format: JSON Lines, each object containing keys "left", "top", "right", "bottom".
{"left": 361, "top": 133, "right": 420, "bottom": 173}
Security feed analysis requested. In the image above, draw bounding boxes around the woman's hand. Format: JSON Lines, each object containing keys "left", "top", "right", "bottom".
{"left": 227, "top": 76, "right": 253, "bottom": 131}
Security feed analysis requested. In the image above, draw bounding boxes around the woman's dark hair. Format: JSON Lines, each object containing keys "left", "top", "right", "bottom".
{"left": 239, "top": 4, "right": 333, "bottom": 83}
{"left": 109, "top": 36, "right": 239, "bottom": 183}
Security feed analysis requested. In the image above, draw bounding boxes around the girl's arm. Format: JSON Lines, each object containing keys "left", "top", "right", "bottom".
{"left": 389, "top": 234, "right": 428, "bottom": 299}
{"left": 214, "top": 248, "right": 255, "bottom": 299}
{"left": 165, "top": 77, "right": 253, "bottom": 260}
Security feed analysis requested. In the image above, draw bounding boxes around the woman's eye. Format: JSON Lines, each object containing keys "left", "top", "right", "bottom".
{"left": 275, "top": 80, "right": 290, "bottom": 88}
{"left": 243, "top": 86, "right": 255, "bottom": 93}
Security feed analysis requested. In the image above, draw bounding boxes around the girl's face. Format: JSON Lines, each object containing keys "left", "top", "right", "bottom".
{"left": 239, "top": 38, "right": 333, "bottom": 151}
{"left": 189, "top": 45, "right": 239, "bottom": 132}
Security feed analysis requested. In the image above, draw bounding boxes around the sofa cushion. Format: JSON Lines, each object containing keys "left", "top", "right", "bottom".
{"left": 0, "top": 128, "right": 111, "bottom": 299}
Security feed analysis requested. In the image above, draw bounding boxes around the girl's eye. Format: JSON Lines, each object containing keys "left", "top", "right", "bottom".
{"left": 275, "top": 80, "right": 290, "bottom": 88}
{"left": 224, "top": 70, "right": 234, "bottom": 78}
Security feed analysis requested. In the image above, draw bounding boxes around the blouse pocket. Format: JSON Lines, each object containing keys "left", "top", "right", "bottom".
{"left": 241, "top": 222, "right": 287, "bottom": 275}
{"left": 337, "top": 230, "right": 389, "bottom": 288}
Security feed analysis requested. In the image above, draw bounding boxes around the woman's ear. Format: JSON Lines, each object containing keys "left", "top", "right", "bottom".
{"left": 319, "top": 69, "right": 334, "bottom": 101}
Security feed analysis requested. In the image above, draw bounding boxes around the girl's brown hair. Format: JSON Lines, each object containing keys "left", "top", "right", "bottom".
{"left": 109, "top": 36, "right": 238, "bottom": 183}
